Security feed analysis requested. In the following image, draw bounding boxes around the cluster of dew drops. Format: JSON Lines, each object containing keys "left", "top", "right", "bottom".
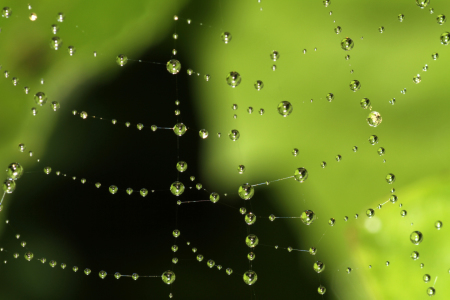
{"left": 2, "top": 0, "right": 450, "bottom": 297}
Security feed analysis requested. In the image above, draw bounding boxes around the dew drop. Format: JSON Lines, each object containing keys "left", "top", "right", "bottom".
{"left": 221, "top": 32, "right": 232, "bottom": 44}
{"left": 300, "top": 210, "right": 316, "bottom": 225}
{"left": 350, "top": 80, "right": 361, "bottom": 92}
{"left": 277, "top": 101, "right": 293, "bottom": 117}
{"left": 367, "top": 111, "right": 382, "bottom": 127}
{"left": 167, "top": 59, "right": 181, "bottom": 74}
{"left": 238, "top": 183, "right": 254, "bottom": 200}
{"left": 226, "top": 71, "right": 241, "bottom": 87}
{"left": 410, "top": 231, "right": 423, "bottom": 245}
{"left": 341, "top": 37, "right": 354, "bottom": 51}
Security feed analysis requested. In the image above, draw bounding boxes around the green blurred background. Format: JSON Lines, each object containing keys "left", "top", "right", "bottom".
{"left": 1, "top": 0, "right": 450, "bottom": 299}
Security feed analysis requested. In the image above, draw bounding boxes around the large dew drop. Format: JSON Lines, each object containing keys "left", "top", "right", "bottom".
{"left": 367, "top": 111, "right": 382, "bottom": 127}
{"left": 313, "top": 261, "right": 325, "bottom": 273}
{"left": 166, "top": 59, "right": 181, "bottom": 74}
{"left": 416, "top": 0, "right": 430, "bottom": 9}
{"left": 34, "top": 92, "right": 47, "bottom": 106}
{"left": 116, "top": 54, "right": 128, "bottom": 67}
{"left": 173, "top": 123, "right": 187, "bottom": 136}
{"left": 6, "top": 163, "right": 24, "bottom": 181}
{"left": 228, "top": 129, "right": 240, "bottom": 141}
{"left": 440, "top": 32, "right": 450, "bottom": 45}
{"left": 221, "top": 32, "right": 232, "bottom": 44}
{"left": 277, "top": 101, "right": 293, "bottom": 117}
{"left": 162, "top": 270, "right": 176, "bottom": 285}
{"left": 238, "top": 183, "right": 254, "bottom": 200}
{"left": 170, "top": 181, "right": 185, "bottom": 196}
{"left": 294, "top": 167, "right": 308, "bottom": 183}
{"left": 349, "top": 80, "right": 361, "bottom": 92}
{"left": 245, "top": 234, "right": 259, "bottom": 248}
{"left": 301, "top": 210, "right": 316, "bottom": 225}
{"left": 341, "top": 37, "right": 354, "bottom": 51}
{"left": 410, "top": 231, "right": 423, "bottom": 245}
{"left": 226, "top": 72, "right": 241, "bottom": 87}
{"left": 243, "top": 270, "right": 258, "bottom": 285}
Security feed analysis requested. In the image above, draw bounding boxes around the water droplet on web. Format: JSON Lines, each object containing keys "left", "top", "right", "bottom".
{"left": 345, "top": 55, "right": 350, "bottom": 60}
{"left": 277, "top": 101, "right": 293, "bottom": 116}
{"left": 162, "top": 270, "right": 176, "bottom": 285}
{"left": 292, "top": 148, "right": 299, "bottom": 156}
{"left": 369, "top": 135, "right": 378, "bottom": 145}
{"left": 228, "top": 129, "right": 240, "bottom": 141}
{"left": 410, "top": 231, "right": 423, "bottom": 245}
{"left": 173, "top": 123, "right": 187, "bottom": 136}
{"left": 2, "top": 7, "right": 11, "bottom": 18}
{"left": 245, "top": 212, "right": 256, "bottom": 225}
{"left": 321, "top": 161, "right": 327, "bottom": 168}
{"left": 207, "top": 259, "right": 215, "bottom": 268}
{"left": 313, "top": 261, "right": 325, "bottom": 273}
{"left": 398, "top": 14, "right": 404, "bottom": 22}
{"left": 109, "top": 185, "right": 118, "bottom": 194}
{"left": 221, "top": 32, "right": 232, "bottom": 44}
{"left": 254, "top": 80, "right": 264, "bottom": 91}
{"left": 366, "top": 208, "right": 375, "bottom": 218}
{"left": 379, "top": 26, "right": 384, "bottom": 33}
{"left": 67, "top": 46, "right": 76, "bottom": 56}
{"left": 415, "top": 0, "right": 430, "bottom": 8}
{"left": 80, "top": 111, "right": 88, "bottom": 119}
{"left": 294, "top": 167, "right": 308, "bottom": 182}
{"left": 335, "top": 155, "right": 342, "bottom": 162}
{"left": 367, "top": 111, "right": 382, "bottom": 127}
{"left": 326, "top": 93, "right": 334, "bottom": 102}
{"left": 50, "top": 37, "right": 62, "bottom": 50}
{"left": 386, "top": 173, "right": 395, "bottom": 184}
{"left": 440, "top": 32, "right": 450, "bottom": 45}
{"left": 435, "top": 220, "right": 443, "bottom": 229}
{"left": 196, "top": 183, "right": 202, "bottom": 190}
{"left": 210, "top": 192, "right": 219, "bottom": 203}
{"left": 432, "top": 52, "right": 439, "bottom": 60}
{"left": 226, "top": 71, "right": 241, "bottom": 87}
{"left": 243, "top": 270, "right": 257, "bottom": 285}
{"left": 51, "top": 101, "right": 60, "bottom": 111}
{"left": 390, "top": 195, "right": 397, "bottom": 203}
{"left": 270, "top": 50, "right": 280, "bottom": 61}
{"left": 245, "top": 234, "right": 259, "bottom": 248}
{"left": 323, "top": 0, "right": 330, "bottom": 7}
{"left": 411, "top": 251, "right": 420, "bottom": 260}
{"left": 238, "top": 165, "right": 245, "bottom": 174}
{"left": 318, "top": 285, "right": 326, "bottom": 295}
{"left": 413, "top": 74, "right": 421, "bottom": 84}
{"left": 187, "top": 69, "right": 193, "bottom": 75}
{"left": 335, "top": 26, "right": 341, "bottom": 34}
{"left": 167, "top": 59, "right": 181, "bottom": 74}
{"left": 238, "top": 184, "right": 254, "bottom": 200}
{"left": 301, "top": 210, "right": 316, "bottom": 225}
{"left": 329, "top": 218, "right": 335, "bottom": 226}
{"left": 341, "top": 37, "right": 354, "bottom": 51}
{"left": 199, "top": 129, "right": 208, "bottom": 139}
{"left": 170, "top": 181, "right": 185, "bottom": 196}
{"left": 140, "top": 188, "right": 148, "bottom": 197}
{"left": 353, "top": 146, "right": 358, "bottom": 152}
{"left": 350, "top": 80, "right": 361, "bottom": 91}
{"left": 34, "top": 92, "right": 47, "bottom": 106}
{"left": 401, "top": 210, "right": 407, "bottom": 217}
{"left": 272, "top": 65, "right": 277, "bottom": 71}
